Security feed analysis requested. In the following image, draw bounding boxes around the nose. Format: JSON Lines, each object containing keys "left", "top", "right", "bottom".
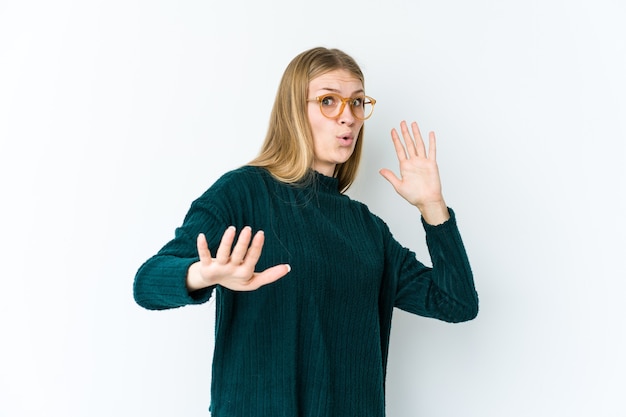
{"left": 338, "top": 102, "right": 355, "bottom": 125}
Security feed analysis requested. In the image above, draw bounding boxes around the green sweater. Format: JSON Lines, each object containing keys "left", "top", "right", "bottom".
{"left": 133, "top": 166, "right": 478, "bottom": 417}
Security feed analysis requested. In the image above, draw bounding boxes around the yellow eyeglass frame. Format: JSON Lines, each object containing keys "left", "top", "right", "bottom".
{"left": 307, "top": 94, "right": 377, "bottom": 120}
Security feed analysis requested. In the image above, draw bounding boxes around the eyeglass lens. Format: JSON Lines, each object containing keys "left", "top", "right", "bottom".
{"left": 320, "top": 95, "right": 374, "bottom": 119}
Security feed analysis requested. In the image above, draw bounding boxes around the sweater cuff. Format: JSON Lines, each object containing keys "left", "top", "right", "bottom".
{"left": 421, "top": 207, "right": 457, "bottom": 231}
{"left": 134, "top": 256, "right": 213, "bottom": 310}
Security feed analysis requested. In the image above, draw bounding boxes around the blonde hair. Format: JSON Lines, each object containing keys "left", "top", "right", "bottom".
{"left": 248, "top": 47, "right": 365, "bottom": 193}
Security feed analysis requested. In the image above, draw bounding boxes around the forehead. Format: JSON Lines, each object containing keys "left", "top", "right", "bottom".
{"left": 308, "top": 69, "right": 364, "bottom": 93}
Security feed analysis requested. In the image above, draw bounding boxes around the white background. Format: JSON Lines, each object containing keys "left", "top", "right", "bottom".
{"left": 1, "top": 0, "right": 625, "bottom": 416}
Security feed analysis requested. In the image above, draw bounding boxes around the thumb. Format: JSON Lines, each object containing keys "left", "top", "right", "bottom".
{"left": 379, "top": 169, "right": 401, "bottom": 189}
{"left": 249, "top": 264, "right": 291, "bottom": 290}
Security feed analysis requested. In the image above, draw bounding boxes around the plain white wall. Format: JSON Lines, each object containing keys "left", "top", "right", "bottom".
{"left": 1, "top": 0, "right": 625, "bottom": 416}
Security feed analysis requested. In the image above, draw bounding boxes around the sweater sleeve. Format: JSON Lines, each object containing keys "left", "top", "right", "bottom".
{"left": 389, "top": 208, "right": 479, "bottom": 323}
{"left": 133, "top": 176, "right": 238, "bottom": 310}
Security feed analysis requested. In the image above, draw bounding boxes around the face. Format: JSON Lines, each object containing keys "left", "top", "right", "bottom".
{"left": 307, "top": 69, "right": 365, "bottom": 177}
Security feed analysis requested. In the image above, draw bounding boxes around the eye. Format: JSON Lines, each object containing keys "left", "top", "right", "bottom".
{"left": 351, "top": 97, "right": 364, "bottom": 107}
{"left": 320, "top": 95, "right": 337, "bottom": 107}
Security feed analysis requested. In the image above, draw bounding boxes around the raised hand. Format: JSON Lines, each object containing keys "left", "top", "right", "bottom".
{"left": 186, "top": 226, "right": 290, "bottom": 292}
{"left": 379, "top": 120, "right": 450, "bottom": 225}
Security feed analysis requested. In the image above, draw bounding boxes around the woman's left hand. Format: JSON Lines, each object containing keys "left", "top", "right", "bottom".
{"left": 379, "top": 120, "right": 450, "bottom": 225}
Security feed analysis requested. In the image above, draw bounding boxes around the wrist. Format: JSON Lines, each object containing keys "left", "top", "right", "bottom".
{"left": 417, "top": 200, "right": 449, "bottom": 225}
{"left": 186, "top": 261, "right": 211, "bottom": 292}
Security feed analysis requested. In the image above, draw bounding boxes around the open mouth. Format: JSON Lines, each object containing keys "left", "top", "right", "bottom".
{"left": 338, "top": 133, "right": 354, "bottom": 145}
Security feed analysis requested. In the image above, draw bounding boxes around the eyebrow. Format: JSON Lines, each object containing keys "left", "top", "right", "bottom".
{"left": 318, "top": 87, "right": 365, "bottom": 96}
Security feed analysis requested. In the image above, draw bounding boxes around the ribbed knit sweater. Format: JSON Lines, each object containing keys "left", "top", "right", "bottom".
{"left": 133, "top": 166, "right": 478, "bottom": 417}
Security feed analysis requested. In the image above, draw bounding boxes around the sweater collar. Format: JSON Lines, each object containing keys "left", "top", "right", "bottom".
{"left": 312, "top": 170, "right": 340, "bottom": 193}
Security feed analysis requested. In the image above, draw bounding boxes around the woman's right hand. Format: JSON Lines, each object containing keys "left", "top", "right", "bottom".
{"left": 186, "top": 226, "right": 291, "bottom": 292}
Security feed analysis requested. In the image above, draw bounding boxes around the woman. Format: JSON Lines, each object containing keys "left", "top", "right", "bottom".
{"left": 134, "top": 46, "right": 478, "bottom": 416}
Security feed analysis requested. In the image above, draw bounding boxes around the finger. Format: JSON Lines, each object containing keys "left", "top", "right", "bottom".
{"left": 247, "top": 264, "right": 291, "bottom": 290}
{"left": 399, "top": 120, "right": 419, "bottom": 158}
{"left": 215, "top": 226, "right": 236, "bottom": 264}
{"left": 242, "top": 230, "right": 265, "bottom": 266}
{"left": 230, "top": 226, "right": 252, "bottom": 264}
{"left": 379, "top": 168, "right": 402, "bottom": 190}
{"left": 410, "top": 121, "right": 427, "bottom": 157}
{"left": 196, "top": 233, "right": 212, "bottom": 265}
{"left": 390, "top": 128, "right": 408, "bottom": 161}
{"left": 428, "top": 131, "right": 437, "bottom": 160}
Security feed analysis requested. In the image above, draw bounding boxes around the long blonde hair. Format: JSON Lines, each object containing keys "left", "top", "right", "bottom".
{"left": 248, "top": 47, "right": 366, "bottom": 193}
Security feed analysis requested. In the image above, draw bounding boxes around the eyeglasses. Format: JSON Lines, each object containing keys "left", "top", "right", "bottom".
{"left": 307, "top": 94, "right": 376, "bottom": 120}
